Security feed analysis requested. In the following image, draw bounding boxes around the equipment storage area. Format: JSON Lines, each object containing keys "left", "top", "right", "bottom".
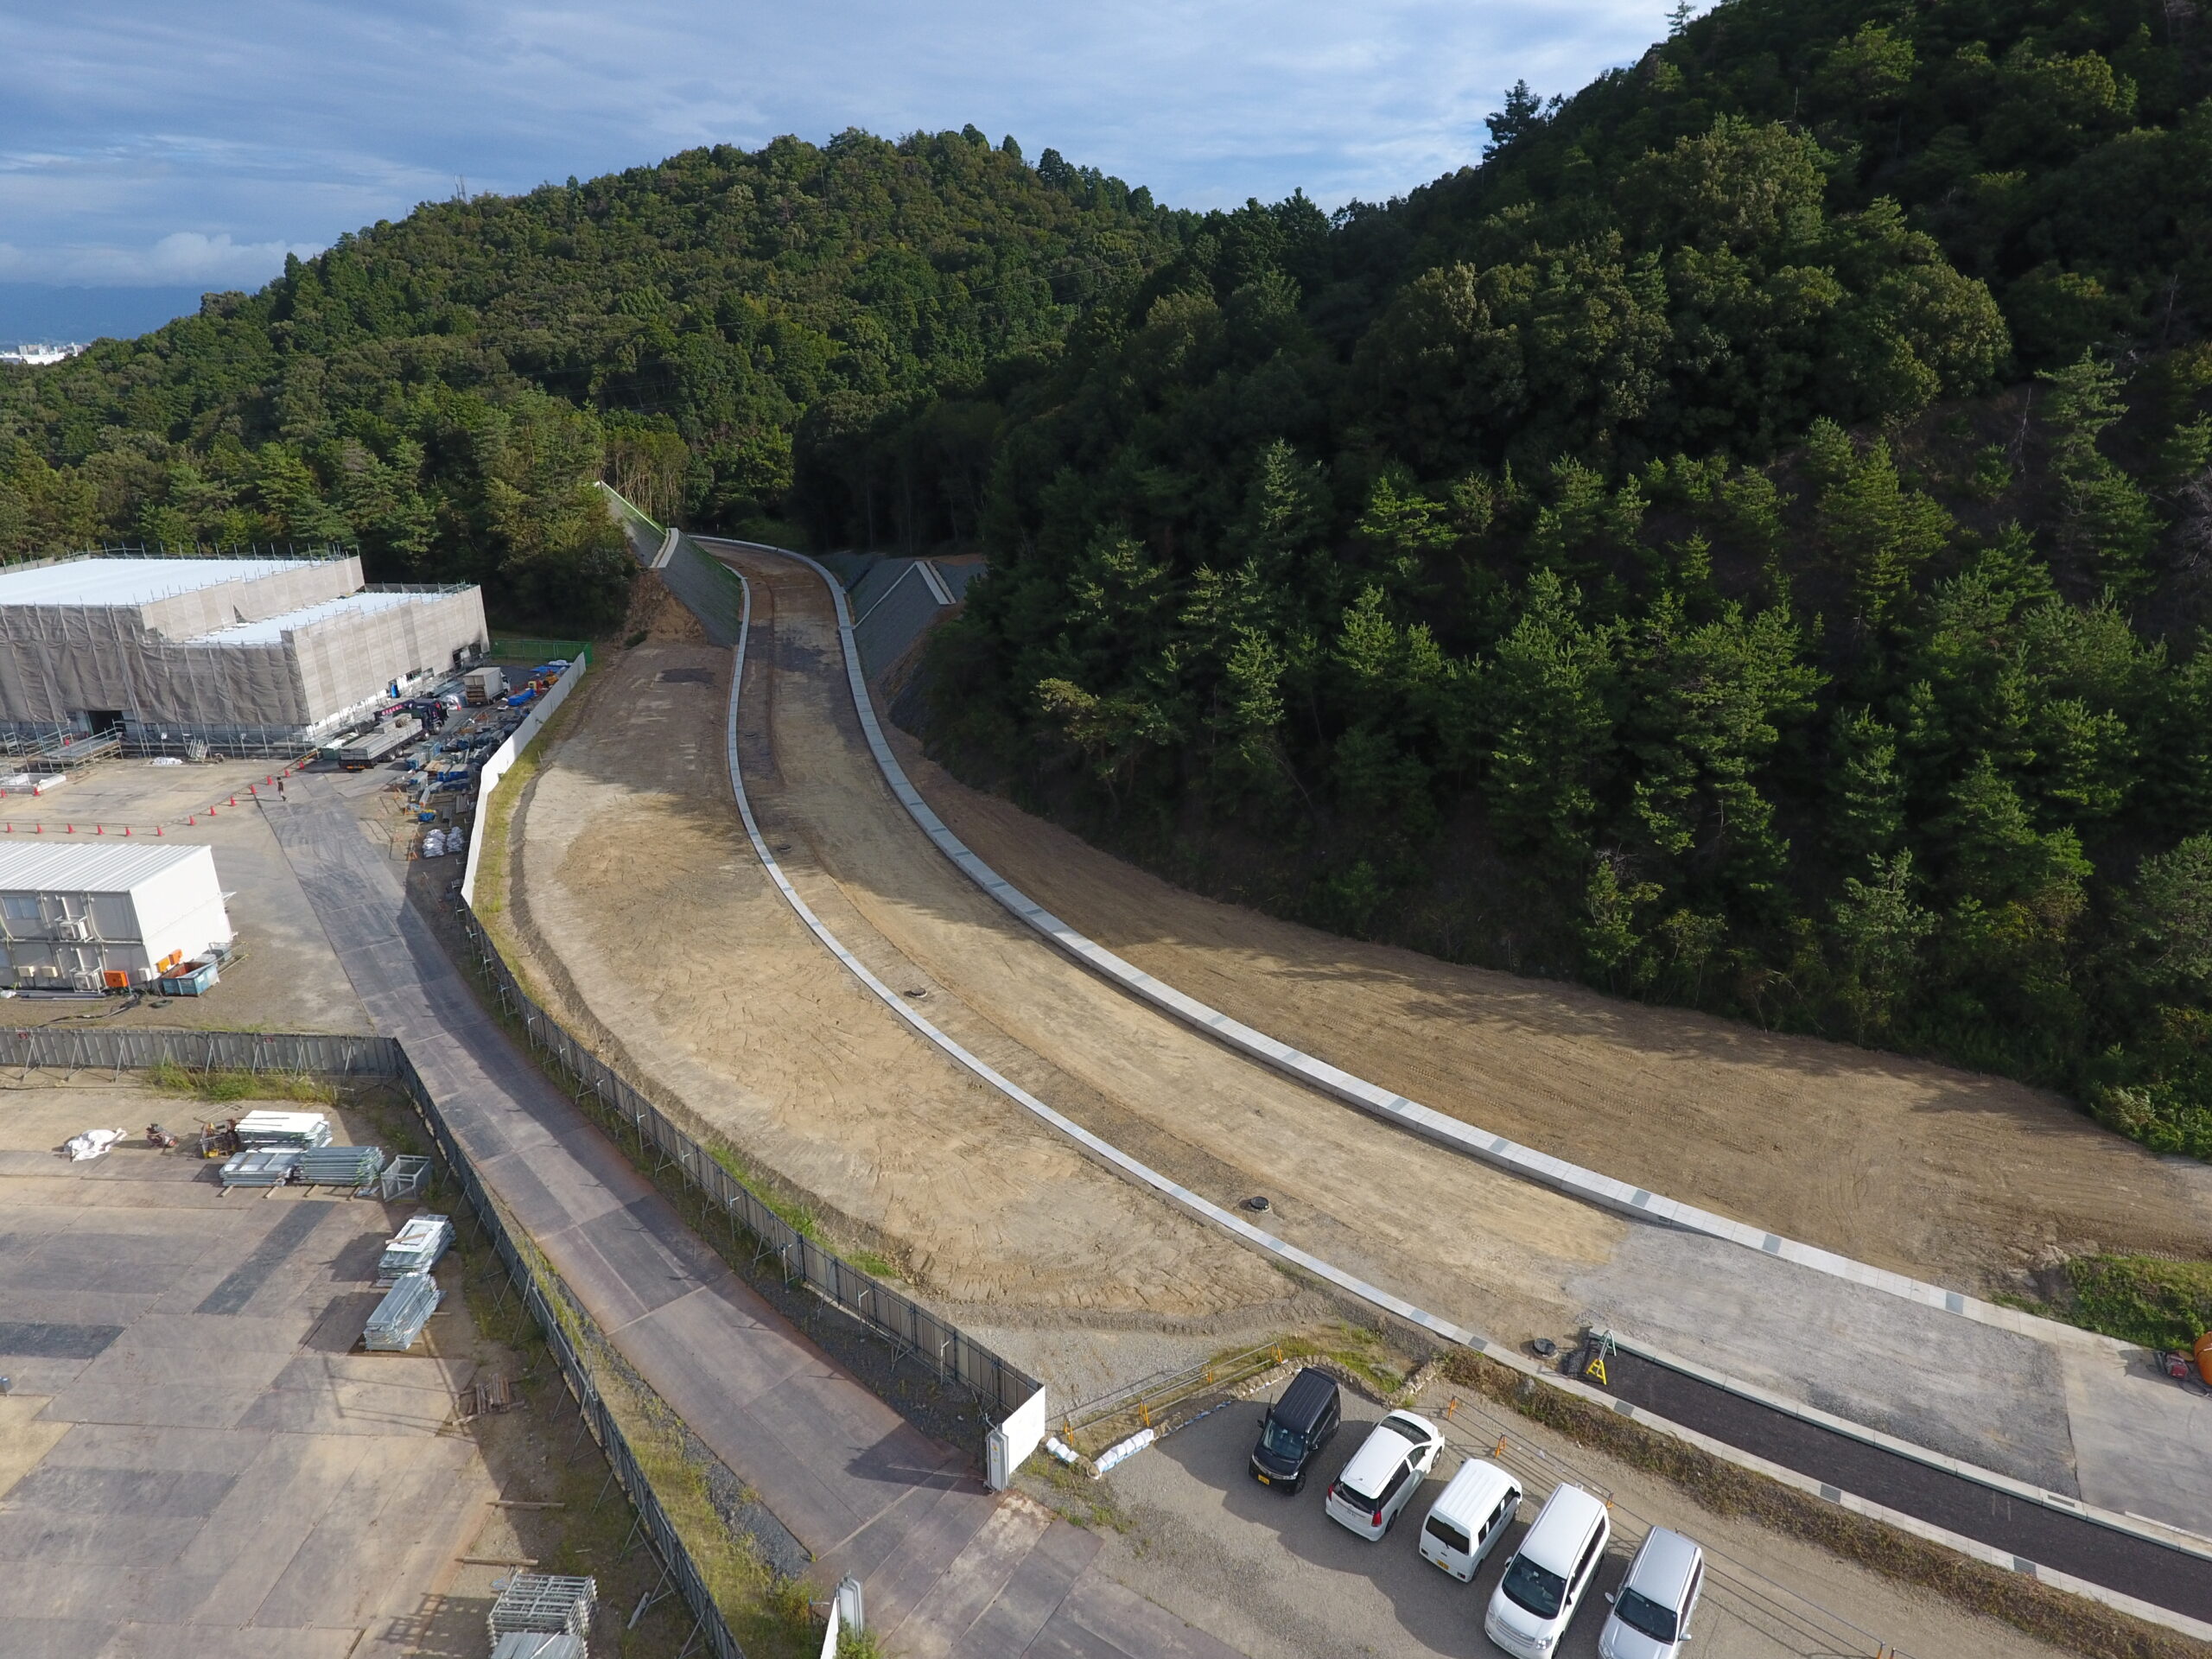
{"left": 327, "top": 713, "right": 421, "bottom": 769}
{"left": 0, "top": 841, "right": 233, "bottom": 990}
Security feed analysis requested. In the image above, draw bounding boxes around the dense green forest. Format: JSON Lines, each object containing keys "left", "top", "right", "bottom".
{"left": 920, "top": 0, "right": 2212, "bottom": 1155}
{"left": 3, "top": 0, "right": 2209, "bottom": 1153}
{"left": 0, "top": 127, "right": 1180, "bottom": 623}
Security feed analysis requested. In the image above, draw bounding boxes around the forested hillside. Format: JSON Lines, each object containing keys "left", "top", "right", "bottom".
{"left": 0, "top": 128, "right": 1178, "bottom": 624}
{"left": 4, "top": 0, "right": 2210, "bottom": 1154}
{"left": 921, "top": 0, "right": 2212, "bottom": 1154}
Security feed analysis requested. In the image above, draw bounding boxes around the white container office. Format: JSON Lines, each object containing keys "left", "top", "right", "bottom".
{"left": 0, "top": 842, "right": 232, "bottom": 990}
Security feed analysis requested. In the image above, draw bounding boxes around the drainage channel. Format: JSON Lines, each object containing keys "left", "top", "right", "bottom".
{"left": 1599, "top": 1346, "right": 2212, "bottom": 1623}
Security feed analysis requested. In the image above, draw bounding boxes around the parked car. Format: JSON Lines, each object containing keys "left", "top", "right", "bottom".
{"left": 1599, "top": 1527, "right": 1704, "bottom": 1659}
{"left": 1249, "top": 1367, "right": 1341, "bottom": 1493}
{"left": 1322, "top": 1410, "right": 1442, "bottom": 1540}
{"left": 1484, "top": 1483, "right": 1611, "bottom": 1656}
{"left": 1418, "top": 1456, "right": 1522, "bottom": 1581}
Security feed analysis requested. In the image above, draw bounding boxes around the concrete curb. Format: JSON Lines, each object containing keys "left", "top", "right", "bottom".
{"left": 698, "top": 537, "right": 2208, "bottom": 1641}
{"left": 727, "top": 537, "right": 2133, "bottom": 1365}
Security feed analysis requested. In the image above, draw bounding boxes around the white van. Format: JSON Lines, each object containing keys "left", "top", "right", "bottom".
{"left": 1484, "top": 1484, "right": 1611, "bottom": 1656}
{"left": 1418, "top": 1457, "right": 1522, "bottom": 1581}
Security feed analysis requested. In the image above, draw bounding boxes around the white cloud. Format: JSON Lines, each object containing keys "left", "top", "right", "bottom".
{"left": 0, "top": 232, "right": 324, "bottom": 287}
{"left": 146, "top": 232, "right": 324, "bottom": 283}
{"left": 0, "top": 0, "right": 1678, "bottom": 285}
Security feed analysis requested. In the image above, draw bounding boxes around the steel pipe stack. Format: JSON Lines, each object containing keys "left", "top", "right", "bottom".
{"left": 295, "top": 1144, "right": 385, "bottom": 1187}
{"left": 491, "top": 1636, "right": 582, "bottom": 1659}
{"left": 362, "top": 1270, "right": 441, "bottom": 1351}
{"left": 219, "top": 1147, "right": 303, "bottom": 1188}
{"left": 376, "top": 1214, "right": 453, "bottom": 1285}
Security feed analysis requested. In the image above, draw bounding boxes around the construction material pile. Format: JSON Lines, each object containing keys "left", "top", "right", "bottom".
{"left": 295, "top": 1144, "right": 385, "bottom": 1188}
{"left": 491, "top": 1635, "right": 582, "bottom": 1659}
{"left": 377, "top": 1214, "right": 454, "bottom": 1285}
{"left": 233, "top": 1110, "right": 332, "bottom": 1150}
{"left": 363, "top": 1270, "right": 441, "bottom": 1351}
{"left": 490, "top": 1575, "right": 595, "bottom": 1653}
{"left": 219, "top": 1148, "right": 303, "bottom": 1188}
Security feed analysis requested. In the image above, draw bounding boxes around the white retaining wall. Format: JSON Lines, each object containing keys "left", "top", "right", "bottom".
{"left": 459, "top": 656, "right": 587, "bottom": 907}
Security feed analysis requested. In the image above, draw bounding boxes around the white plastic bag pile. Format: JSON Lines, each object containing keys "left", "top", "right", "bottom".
{"left": 66, "top": 1127, "right": 128, "bottom": 1161}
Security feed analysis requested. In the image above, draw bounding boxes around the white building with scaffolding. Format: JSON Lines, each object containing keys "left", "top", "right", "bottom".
{"left": 0, "top": 552, "right": 486, "bottom": 752}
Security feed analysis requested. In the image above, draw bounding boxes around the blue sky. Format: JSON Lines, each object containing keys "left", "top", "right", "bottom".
{"left": 0, "top": 0, "right": 1676, "bottom": 298}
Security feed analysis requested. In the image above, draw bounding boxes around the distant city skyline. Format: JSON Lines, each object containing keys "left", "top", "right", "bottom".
{"left": 0, "top": 0, "right": 1681, "bottom": 315}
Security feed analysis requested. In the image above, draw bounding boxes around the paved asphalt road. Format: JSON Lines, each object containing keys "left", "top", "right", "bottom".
{"left": 263, "top": 771, "right": 1239, "bottom": 1657}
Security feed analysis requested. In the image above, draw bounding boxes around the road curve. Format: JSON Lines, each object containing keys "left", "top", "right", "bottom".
{"left": 697, "top": 536, "right": 2212, "bottom": 1629}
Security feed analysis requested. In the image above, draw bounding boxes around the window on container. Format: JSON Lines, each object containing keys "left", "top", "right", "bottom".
{"left": 1, "top": 897, "right": 38, "bottom": 921}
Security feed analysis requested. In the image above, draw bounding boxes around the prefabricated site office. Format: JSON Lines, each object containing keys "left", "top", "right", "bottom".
{"left": 0, "top": 842, "right": 232, "bottom": 990}
{"left": 0, "top": 551, "right": 486, "bottom": 749}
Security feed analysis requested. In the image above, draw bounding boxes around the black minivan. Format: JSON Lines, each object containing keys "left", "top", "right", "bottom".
{"left": 1249, "top": 1367, "right": 1342, "bottom": 1492}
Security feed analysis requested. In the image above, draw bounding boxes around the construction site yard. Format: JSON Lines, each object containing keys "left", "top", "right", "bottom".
{"left": 0, "top": 1075, "right": 711, "bottom": 1659}
{"left": 0, "top": 758, "right": 371, "bottom": 1035}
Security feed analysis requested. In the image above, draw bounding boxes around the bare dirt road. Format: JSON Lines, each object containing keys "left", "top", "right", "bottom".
{"left": 501, "top": 583, "right": 1296, "bottom": 1376}
{"left": 887, "top": 736, "right": 2211, "bottom": 1294}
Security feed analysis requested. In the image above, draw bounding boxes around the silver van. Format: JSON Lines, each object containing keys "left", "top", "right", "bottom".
{"left": 1417, "top": 1457, "right": 1522, "bottom": 1581}
{"left": 1599, "top": 1527, "right": 1704, "bottom": 1658}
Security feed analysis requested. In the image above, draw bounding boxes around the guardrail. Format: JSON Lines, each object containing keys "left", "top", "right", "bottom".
{"left": 449, "top": 899, "right": 1041, "bottom": 1428}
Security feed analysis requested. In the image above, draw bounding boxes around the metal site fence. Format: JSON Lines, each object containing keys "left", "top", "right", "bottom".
{"left": 452, "top": 898, "right": 1042, "bottom": 1425}
{"left": 0, "top": 1026, "right": 397, "bottom": 1077}
{"left": 385, "top": 1042, "right": 747, "bottom": 1659}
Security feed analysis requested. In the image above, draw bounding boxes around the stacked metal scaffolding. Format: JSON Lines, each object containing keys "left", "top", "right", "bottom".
{"left": 376, "top": 1213, "right": 453, "bottom": 1284}
{"left": 363, "top": 1271, "right": 441, "bottom": 1351}
{"left": 489, "top": 1576, "right": 596, "bottom": 1649}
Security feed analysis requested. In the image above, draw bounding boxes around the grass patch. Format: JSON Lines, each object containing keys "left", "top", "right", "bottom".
{"left": 1275, "top": 1322, "right": 1413, "bottom": 1399}
{"left": 1437, "top": 1351, "right": 2209, "bottom": 1659}
{"left": 705, "top": 1144, "right": 820, "bottom": 1239}
{"left": 145, "top": 1058, "right": 336, "bottom": 1106}
{"left": 486, "top": 634, "right": 593, "bottom": 665}
{"left": 2063, "top": 1255, "right": 2212, "bottom": 1351}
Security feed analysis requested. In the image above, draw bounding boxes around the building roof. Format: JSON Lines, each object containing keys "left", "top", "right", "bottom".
{"left": 181, "top": 589, "right": 429, "bottom": 647}
{"left": 0, "top": 841, "right": 213, "bottom": 893}
{"left": 0, "top": 557, "right": 321, "bottom": 609}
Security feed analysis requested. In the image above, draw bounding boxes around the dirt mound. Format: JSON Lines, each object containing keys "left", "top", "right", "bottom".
{"left": 619, "top": 570, "right": 707, "bottom": 645}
